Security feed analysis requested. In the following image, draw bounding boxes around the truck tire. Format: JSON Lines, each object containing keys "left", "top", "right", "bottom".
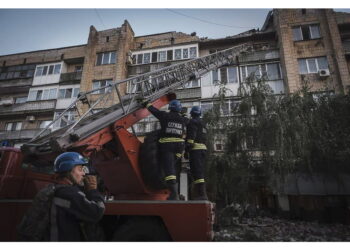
{"left": 139, "top": 130, "right": 166, "bottom": 190}
{"left": 112, "top": 216, "right": 172, "bottom": 241}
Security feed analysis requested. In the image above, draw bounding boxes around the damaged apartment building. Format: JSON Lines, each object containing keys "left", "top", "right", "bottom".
{"left": 0, "top": 9, "right": 350, "bottom": 221}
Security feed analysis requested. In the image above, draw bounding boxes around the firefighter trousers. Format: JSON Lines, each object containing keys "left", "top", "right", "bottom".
{"left": 189, "top": 149, "right": 207, "bottom": 182}
{"left": 159, "top": 142, "right": 184, "bottom": 182}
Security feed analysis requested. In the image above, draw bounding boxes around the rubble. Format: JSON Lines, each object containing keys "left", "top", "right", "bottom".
{"left": 214, "top": 204, "right": 350, "bottom": 241}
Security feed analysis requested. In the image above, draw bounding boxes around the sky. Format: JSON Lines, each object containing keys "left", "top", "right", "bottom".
{"left": 0, "top": 5, "right": 350, "bottom": 56}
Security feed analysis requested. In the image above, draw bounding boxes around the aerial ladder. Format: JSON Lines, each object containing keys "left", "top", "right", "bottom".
{"left": 1, "top": 43, "right": 252, "bottom": 241}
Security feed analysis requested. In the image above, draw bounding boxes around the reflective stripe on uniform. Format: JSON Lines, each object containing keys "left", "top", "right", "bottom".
{"left": 194, "top": 178, "right": 205, "bottom": 184}
{"left": 159, "top": 137, "right": 185, "bottom": 143}
{"left": 53, "top": 197, "right": 71, "bottom": 208}
{"left": 175, "top": 153, "right": 182, "bottom": 158}
{"left": 187, "top": 139, "right": 194, "bottom": 144}
{"left": 192, "top": 143, "right": 207, "bottom": 150}
{"left": 164, "top": 175, "right": 177, "bottom": 181}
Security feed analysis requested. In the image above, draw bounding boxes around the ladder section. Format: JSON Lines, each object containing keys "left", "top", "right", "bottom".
{"left": 25, "top": 43, "right": 251, "bottom": 151}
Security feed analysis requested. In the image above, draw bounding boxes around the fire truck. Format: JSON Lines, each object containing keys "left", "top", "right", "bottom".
{"left": 0, "top": 44, "right": 250, "bottom": 241}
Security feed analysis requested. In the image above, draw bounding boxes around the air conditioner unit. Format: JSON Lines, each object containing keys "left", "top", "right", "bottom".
{"left": 318, "top": 69, "right": 330, "bottom": 77}
{"left": 26, "top": 116, "right": 36, "bottom": 122}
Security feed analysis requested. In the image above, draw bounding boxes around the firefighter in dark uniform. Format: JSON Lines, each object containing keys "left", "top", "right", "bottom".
{"left": 143, "top": 99, "right": 189, "bottom": 200}
{"left": 52, "top": 152, "right": 105, "bottom": 241}
{"left": 185, "top": 106, "right": 208, "bottom": 200}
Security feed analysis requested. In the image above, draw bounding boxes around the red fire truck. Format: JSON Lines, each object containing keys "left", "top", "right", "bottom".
{"left": 0, "top": 44, "right": 249, "bottom": 241}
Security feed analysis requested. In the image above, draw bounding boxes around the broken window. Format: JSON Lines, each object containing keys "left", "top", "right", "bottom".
{"left": 292, "top": 24, "right": 321, "bottom": 41}
{"left": 167, "top": 50, "right": 173, "bottom": 61}
{"left": 152, "top": 52, "right": 158, "bottom": 63}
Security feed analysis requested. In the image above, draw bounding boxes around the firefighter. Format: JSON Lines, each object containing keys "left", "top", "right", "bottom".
{"left": 143, "top": 99, "right": 189, "bottom": 200}
{"left": 52, "top": 152, "right": 105, "bottom": 241}
{"left": 185, "top": 106, "right": 208, "bottom": 200}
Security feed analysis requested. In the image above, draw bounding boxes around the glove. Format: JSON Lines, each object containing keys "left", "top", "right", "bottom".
{"left": 84, "top": 175, "right": 97, "bottom": 190}
{"left": 141, "top": 100, "right": 150, "bottom": 108}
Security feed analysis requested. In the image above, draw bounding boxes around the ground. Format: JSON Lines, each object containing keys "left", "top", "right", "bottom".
{"left": 214, "top": 215, "right": 350, "bottom": 241}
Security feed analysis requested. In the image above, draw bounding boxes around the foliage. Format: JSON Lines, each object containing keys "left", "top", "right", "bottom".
{"left": 203, "top": 76, "right": 350, "bottom": 207}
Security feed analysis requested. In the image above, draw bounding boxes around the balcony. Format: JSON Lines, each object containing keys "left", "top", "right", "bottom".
{"left": 59, "top": 71, "right": 82, "bottom": 83}
{"left": 0, "top": 129, "right": 50, "bottom": 141}
{"left": 0, "top": 100, "right": 56, "bottom": 116}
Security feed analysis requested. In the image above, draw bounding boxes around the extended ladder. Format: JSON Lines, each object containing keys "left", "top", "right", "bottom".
{"left": 23, "top": 43, "right": 251, "bottom": 153}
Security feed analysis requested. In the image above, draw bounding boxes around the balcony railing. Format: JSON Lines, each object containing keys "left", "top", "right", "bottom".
{"left": 59, "top": 71, "right": 82, "bottom": 83}
{"left": 0, "top": 100, "right": 56, "bottom": 116}
{"left": 0, "top": 129, "right": 51, "bottom": 140}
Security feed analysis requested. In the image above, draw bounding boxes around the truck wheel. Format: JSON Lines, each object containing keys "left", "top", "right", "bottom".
{"left": 112, "top": 216, "right": 172, "bottom": 241}
{"left": 139, "top": 130, "right": 166, "bottom": 190}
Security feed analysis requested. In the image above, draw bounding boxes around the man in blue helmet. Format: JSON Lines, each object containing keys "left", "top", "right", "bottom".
{"left": 51, "top": 152, "right": 105, "bottom": 241}
{"left": 185, "top": 106, "right": 208, "bottom": 200}
{"left": 143, "top": 99, "right": 189, "bottom": 200}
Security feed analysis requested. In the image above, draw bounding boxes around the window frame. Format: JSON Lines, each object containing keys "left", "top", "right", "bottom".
{"left": 96, "top": 51, "right": 117, "bottom": 66}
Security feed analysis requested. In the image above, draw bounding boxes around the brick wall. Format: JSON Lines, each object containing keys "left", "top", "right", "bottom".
{"left": 274, "top": 9, "right": 350, "bottom": 94}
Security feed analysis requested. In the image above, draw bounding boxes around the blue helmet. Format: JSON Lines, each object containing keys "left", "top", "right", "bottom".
{"left": 54, "top": 152, "right": 88, "bottom": 173}
{"left": 190, "top": 106, "right": 201, "bottom": 116}
{"left": 168, "top": 99, "right": 182, "bottom": 112}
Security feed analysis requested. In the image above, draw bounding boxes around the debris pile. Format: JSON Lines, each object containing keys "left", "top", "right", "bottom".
{"left": 214, "top": 203, "right": 350, "bottom": 241}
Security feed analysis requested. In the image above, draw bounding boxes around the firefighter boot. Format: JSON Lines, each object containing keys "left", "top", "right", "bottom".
{"left": 192, "top": 182, "right": 208, "bottom": 200}
{"left": 166, "top": 181, "right": 179, "bottom": 200}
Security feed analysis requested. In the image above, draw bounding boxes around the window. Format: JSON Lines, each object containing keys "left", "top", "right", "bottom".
{"left": 212, "top": 70, "right": 219, "bottom": 84}
{"left": 266, "top": 63, "right": 282, "bottom": 80}
{"left": 220, "top": 68, "right": 228, "bottom": 84}
{"left": 175, "top": 49, "right": 182, "bottom": 60}
{"left": 137, "top": 54, "right": 143, "bottom": 64}
{"left": 189, "top": 47, "right": 197, "bottom": 58}
{"left": 200, "top": 102, "right": 213, "bottom": 114}
{"left": 183, "top": 48, "right": 189, "bottom": 59}
{"left": 228, "top": 67, "right": 238, "bottom": 83}
{"left": 96, "top": 51, "right": 117, "bottom": 65}
{"left": 28, "top": 88, "right": 57, "bottom": 101}
{"left": 48, "top": 65, "right": 54, "bottom": 75}
{"left": 158, "top": 51, "right": 166, "bottom": 62}
{"left": 15, "top": 96, "right": 27, "bottom": 104}
{"left": 167, "top": 50, "right": 173, "bottom": 61}
{"left": 92, "top": 80, "right": 113, "bottom": 94}
{"left": 58, "top": 88, "right": 78, "bottom": 99}
{"left": 35, "top": 63, "right": 61, "bottom": 76}
{"left": 55, "top": 111, "right": 77, "bottom": 128}
{"left": 152, "top": 52, "right": 158, "bottom": 63}
{"left": 292, "top": 24, "right": 321, "bottom": 41}
{"left": 183, "top": 79, "right": 200, "bottom": 88}
{"left": 298, "top": 57, "right": 328, "bottom": 74}
{"left": 5, "top": 122, "right": 22, "bottom": 131}
{"left": 144, "top": 53, "right": 150, "bottom": 64}
{"left": 39, "top": 120, "right": 52, "bottom": 129}
{"left": 49, "top": 89, "right": 57, "bottom": 99}
{"left": 75, "top": 66, "right": 83, "bottom": 72}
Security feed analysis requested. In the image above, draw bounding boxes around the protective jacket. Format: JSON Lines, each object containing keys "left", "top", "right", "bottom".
{"left": 51, "top": 185, "right": 105, "bottom": 241}
{"left": 147, "top": 105, "right": 189, "bottom": 142}
{"left": 186, "top": 117, "right": 207, "bottom": 150}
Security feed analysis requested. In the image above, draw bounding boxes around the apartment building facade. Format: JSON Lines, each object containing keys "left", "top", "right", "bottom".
{"left": 0, "top": 9, "right": 350, "bottom": 149}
